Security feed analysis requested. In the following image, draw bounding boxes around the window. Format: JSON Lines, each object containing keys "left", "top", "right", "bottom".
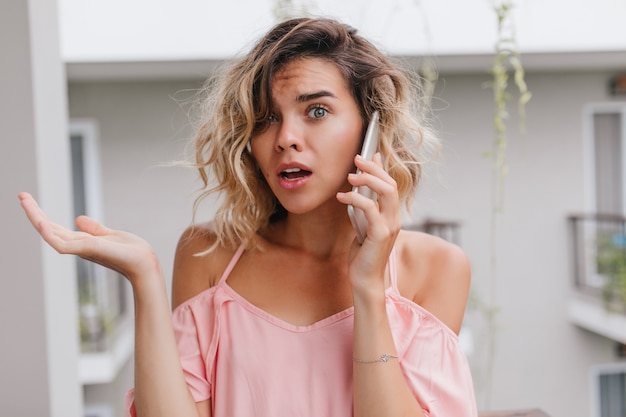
{"left": 584, "top": 104, "right": 626, "bottom": 216}
{"left": 592, "top": 363, "right": 626, "bottom": 417}
{"left": 69, "top": 120, "right": 129, "bottom": 355}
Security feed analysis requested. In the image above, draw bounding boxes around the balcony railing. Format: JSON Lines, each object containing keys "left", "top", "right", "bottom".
{"left": 568, "top": 213, "right": 626, "bottom": 306}
{"left": 568, "top": 213, "right": 626, "bottom": 344}
{"left": 403, "top": 219, "right": 461, "bottom": 245}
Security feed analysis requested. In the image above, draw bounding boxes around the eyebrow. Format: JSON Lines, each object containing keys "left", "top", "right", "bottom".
{"left": 296, "top": 90, "right": 337, "bottom": 103}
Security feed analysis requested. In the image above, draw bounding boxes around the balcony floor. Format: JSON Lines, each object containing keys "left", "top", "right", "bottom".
{"left": 568, "top": 292, "right": 626, "bottom": 344}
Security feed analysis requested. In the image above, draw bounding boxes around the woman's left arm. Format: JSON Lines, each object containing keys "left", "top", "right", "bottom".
{"left": 338, "top": 154, "right": 426, "bottom": 417}
{"left": 351, "top": 241, "right": 472, "bottom": 417}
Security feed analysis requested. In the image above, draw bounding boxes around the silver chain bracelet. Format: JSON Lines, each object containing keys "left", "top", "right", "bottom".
{"left": 353, "top": 353, "right": 399, "bottom": 363}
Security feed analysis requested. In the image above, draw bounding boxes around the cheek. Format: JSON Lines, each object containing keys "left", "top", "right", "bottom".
{"left": 341, "top": 125, "right": 365, "bottom": 162}
{"left": 331, "top": 136, "right": 362, "bottom": 178}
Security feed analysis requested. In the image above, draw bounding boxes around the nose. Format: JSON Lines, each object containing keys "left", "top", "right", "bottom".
{"left": 275, "top": 117, "right": 303, "bottom": 152}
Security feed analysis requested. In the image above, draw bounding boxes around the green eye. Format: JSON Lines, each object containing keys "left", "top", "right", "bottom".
{"left": 308, "top": 106, "right": 328, "bottom": 119}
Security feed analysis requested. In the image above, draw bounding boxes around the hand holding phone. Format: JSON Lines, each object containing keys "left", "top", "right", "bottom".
{"left": 347, "top": 111, "right": 380, "bottom": 244}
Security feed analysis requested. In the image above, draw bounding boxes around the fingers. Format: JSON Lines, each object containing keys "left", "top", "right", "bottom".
{"left": 337, "top": 153, "right": 400, "bottom": 243}
{"left": 19, "top": 192, "right": 50, "bottom": 233}
{"left": 349, "top": 153, "right": 399, "bottom": 214}
{"left": 75, "top": 215, "right": 112, "bottom": 237}
{"left": 37, "top": 220, "right": 88, "bottom": 255}
{"left": 18, "top": 192, "right": 96, "bottom": 255}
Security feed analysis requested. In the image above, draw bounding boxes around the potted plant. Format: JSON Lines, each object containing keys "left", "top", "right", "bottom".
{"left": 596, "top": 231, "right": 626, "bottom": 312}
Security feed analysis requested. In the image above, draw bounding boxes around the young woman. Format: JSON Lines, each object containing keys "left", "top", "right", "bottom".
{"left": 19, "top": 17, "right": 477, "bottom": 417}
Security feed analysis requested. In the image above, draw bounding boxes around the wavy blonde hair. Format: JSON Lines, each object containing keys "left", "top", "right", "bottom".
{"left": 192, "top": 17, "right": 438, "bottom": 251}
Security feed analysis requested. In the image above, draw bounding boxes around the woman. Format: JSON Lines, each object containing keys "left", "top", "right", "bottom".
{"left": 19, "top": 17, "right": 477, "bottom": 417}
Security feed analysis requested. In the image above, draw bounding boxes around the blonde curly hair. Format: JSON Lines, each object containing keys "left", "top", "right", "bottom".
{"left": 191, "top": 17, "right": 438, "bottom": 251}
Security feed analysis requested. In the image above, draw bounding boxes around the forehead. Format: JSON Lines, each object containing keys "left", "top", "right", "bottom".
{"left": 272, "top": 57, "right": 350, "bottom": 96}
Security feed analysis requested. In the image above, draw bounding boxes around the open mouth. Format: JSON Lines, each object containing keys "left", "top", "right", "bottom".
{"left": 280, "top": 167, "right": 312, "bottom": 181}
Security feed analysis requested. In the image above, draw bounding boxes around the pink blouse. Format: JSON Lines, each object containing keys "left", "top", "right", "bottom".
{"left": 125, "top": 245, "right": 477, "bottom": 416}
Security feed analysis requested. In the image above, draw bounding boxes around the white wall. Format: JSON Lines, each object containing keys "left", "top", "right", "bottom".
{"left": 57, "top": 0, "right": 626, "bottom": 62}
{"left": 0, "top": 0, "right": 82, "bottom": 416}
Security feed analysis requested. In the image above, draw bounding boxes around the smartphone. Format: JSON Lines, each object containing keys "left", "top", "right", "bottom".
{"left": 347, "top": 110, "right": 380, "bottom": 244}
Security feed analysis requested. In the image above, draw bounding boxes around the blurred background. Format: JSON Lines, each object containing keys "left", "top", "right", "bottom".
{"left": 2, "top": 0, "right": 626, "bottom": 416}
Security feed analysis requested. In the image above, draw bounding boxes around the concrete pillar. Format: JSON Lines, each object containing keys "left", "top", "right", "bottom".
{"left": 0, "top": 0, "right": 83, "bottom": 416}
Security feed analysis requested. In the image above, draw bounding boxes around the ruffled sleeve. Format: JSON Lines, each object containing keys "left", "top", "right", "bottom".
{"left": 124, "top": 288, "right": 221, "bottom": 417}
{"left": 387, "top": 293, "right": 478, "bottom": 417}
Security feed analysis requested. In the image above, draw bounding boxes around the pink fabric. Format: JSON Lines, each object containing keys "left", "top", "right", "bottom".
{"left": 125, "top": 246, "right": 477, "bottom": 416}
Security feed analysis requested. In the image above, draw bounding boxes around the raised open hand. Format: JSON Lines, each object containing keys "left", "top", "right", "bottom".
{"left": 18, "top": 192, "right": 161, "bottom": 286}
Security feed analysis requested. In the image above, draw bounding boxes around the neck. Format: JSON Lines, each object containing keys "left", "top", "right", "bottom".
{"left": 262, "top": 209, "right": 356, "bottom": 259}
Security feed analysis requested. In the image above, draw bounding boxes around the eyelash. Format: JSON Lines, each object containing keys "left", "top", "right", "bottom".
{"left": 266, "top": 104, "right": 330, "bottom": 123}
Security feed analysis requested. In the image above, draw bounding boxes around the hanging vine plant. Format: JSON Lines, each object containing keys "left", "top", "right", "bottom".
{"left": 485, "top": 1, "right": 532, "bottom": 310}
{"left": 272, "top": 0, "right": 314, "bottom": 21}
{"left": 478, "top": 0, "right": 531, "bottom": 408}
{"left": 486, "top": 0, "right": 532, "bottom": 212}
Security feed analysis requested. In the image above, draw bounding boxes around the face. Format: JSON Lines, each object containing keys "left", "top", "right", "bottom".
{"left": 250, "top": 57, "right": 364, "bottom": 216}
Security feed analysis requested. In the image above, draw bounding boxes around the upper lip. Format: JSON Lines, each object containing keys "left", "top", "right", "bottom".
{"left": 276, "top": 162, "right": 312, "bottom": 176}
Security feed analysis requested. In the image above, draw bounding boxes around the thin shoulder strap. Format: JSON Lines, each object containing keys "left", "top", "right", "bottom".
{"left": 389, "top": 246, "right": 399, "bottom": 291}
{"left": 217, "top": 244, "right": 246, "bottom": 285}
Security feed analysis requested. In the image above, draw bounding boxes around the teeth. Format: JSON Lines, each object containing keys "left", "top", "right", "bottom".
{"left": 283, "top": 168, "right": 302, "bottom": 173}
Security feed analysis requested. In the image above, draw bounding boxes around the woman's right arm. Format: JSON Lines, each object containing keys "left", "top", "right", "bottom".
{"left": 18, "top": 193, "right": 209, "bottom": 417}
{"left": 132, "top": 265, "right": 207, "bottom": 417}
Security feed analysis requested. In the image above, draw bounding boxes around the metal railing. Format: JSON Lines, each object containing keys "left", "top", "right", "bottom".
{"left": 568, "top": 213, "right": 626, "bottom": 306}
{"left": 403, "top": 219, "right": 461, "bottom": 245}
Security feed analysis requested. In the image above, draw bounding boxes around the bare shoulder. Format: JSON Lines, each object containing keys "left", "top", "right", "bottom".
{"left": 395, "top": 230, "right": 471, "bottom": 334}
{"left": 171, "top": 222, "right": 238, "bottom": 311}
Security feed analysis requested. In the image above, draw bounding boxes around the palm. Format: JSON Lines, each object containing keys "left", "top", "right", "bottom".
{"left": 18, "top": 192, "right": 158, "bottom": 283}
